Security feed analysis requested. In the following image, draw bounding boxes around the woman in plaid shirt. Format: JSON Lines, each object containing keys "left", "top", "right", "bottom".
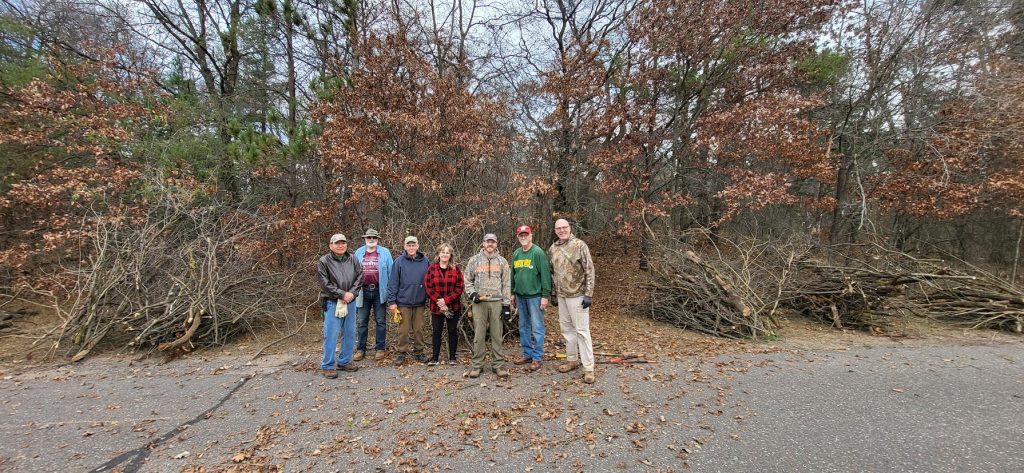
{"left": 424, "top": 243, "right": 465, "bottom": 365}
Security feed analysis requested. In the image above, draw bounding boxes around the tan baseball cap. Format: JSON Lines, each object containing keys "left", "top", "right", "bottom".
{"left": 404, "top": 236, "right": 418, "bottom": 244}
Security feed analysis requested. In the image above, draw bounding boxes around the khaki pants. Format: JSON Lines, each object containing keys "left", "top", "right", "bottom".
{"left": 558, "top": 296, "right": 594, "bottom": 371}
{"left": 471, "top": 301, "right": 504, "bottom": 369}
{"left": 396, "top": 305, "right": 428, "bottom": 356}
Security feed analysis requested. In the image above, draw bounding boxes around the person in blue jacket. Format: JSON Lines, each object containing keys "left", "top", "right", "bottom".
{"left": 386, "top": 236, "right": 430, "bottom": 365}
{"left": 353, "top": 228, "right": 394, "bottom": 362}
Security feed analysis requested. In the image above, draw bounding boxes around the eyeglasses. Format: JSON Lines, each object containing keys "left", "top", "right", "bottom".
{"left": 554, "top": 226, "right": 570, "bottom": 230}
{"left": 365, "top": 237, "right": 379, "bottom": 240}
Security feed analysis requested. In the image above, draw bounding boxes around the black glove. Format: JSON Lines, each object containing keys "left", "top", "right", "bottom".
{"left": 501, "top": 305, "right": 512, "bottom": 322}
{"left": 581, "top": 296, "right": 592, "bottom": 309}
{"left": 550, "top": 297, "right": 558, "bottom": 307}
{"left": 470, "top": 292, "right": 481, "bottom": 304}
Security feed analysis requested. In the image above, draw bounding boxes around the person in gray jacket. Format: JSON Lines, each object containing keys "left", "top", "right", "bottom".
{"left": 387, "top": 236, "right": 430, "bottom": 365}
{"left": 464, "top": 233, "right": 512, "bottom": 379}
{"left": 317, "top": 233, "right": 363, "bottom": 378}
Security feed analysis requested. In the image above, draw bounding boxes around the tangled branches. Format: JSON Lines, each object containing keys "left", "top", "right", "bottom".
{"left": 52, "top": 199, "right": 302, "bottom": 361}
{"left": 783, "top": 245, "right": 1024, "bottom": 333}
{"left": 637, "top": 234, "right": 1023, "bottom": 338}
{"left": 638, "top": 232, "right": 790, "bottom": 339}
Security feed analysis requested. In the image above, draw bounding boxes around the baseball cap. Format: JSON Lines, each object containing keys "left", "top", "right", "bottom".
{"left": 482, "top": 233, "right": 498, "bottom": 242}
{"left": 362, "top": 229, "right": 381, "bottom": 238}
{"left": 330, "top": 233, "right": 347, "bottom": 244}
{"left": 515, "top": 225, "right": 532, "bottom": 235}
{"left": 404, "top": 236, "right": 418, "bottom": 244}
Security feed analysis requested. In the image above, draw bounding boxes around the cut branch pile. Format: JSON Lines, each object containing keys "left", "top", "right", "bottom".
{"left": 53, "top": 200, "right": 301, "bottom": 361}
{"left": 638, "top": 235, "right": 1023, "bottom": 338}
{"left": 638, "top": 233, "right": 788, "bottom": 339}
{"left": 783, "top": 245, "right": 1024, "bottom": 333}
{"left": 781, "top": 262, "right": 908, "bottom": 331}
{"left": 905, "top": 269, "right": 1024, "bottom": 333}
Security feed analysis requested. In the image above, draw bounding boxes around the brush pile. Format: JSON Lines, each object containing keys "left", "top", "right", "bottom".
{"left": 55, "top": 200, "right": 300, "bottom": 361}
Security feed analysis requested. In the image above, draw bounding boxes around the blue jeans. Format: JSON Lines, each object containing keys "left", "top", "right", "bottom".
{"left": 516, "top": 295, "right": 545, "bottom": 361}
{"left": 356, "top": 287, "right": 386, "bottom": 351}
{"left": 321, "top": 299, "right": 357, "bottom": 369}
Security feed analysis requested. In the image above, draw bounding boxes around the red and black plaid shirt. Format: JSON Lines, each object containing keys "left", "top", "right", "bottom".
{"left": 424, "top": 263, "right": 464, "bottom": 315}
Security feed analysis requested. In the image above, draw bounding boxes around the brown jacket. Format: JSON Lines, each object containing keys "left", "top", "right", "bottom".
{"left": 547, "top": 236, "right": 595, "bottom": 298}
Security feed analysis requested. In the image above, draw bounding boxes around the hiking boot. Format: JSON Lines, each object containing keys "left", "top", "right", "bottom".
{"left": 415, "top": 354, "right": 428, "bottom": 363}
{"left": 339, "top": 364, "right": 359, "bottom": 372}
{"left": 426, "top": 358, "right": 439, "bottom": 366}
{"left": 468, "top": 367, "right": 482, "bottom": 378}
{"left": 583, "top": 370, "right": 596, "bottom": 384}
{"left": 495, "top": 367, "right": 510, "bottom": 379}
{"left": 557, "top": 361, "right": 581, "bottom": 373}
{"left": 514, "top": 355, "right": 532, "bottom": 365}
{"left": 529, "top": 360, "right": 542, "bottom": 371}
{"left": 374, "top": 351, "right": 387, "bottom": 361}
{"left": 353, "top": 351, "right": 365, "bottom": 361}
{"left": 322, "top": 369, "right": 338, "bottom": 379}
{"left": 394, "top": 355, "right": 406, "bottom": 366}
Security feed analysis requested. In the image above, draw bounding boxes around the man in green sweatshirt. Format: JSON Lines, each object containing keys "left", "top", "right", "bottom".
{"left": 511, "top": 225, "right": 551, "bottom": 371}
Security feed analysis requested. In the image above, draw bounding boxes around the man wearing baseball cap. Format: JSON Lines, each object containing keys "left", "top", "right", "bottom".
{"left": 464, "top": 232, "right": 512, "bottom": 378}
{"left": 317, "top": 233, "right": 363, "bottom": 378}
{"left": 387, "top": 235, "right": 430, "bottom": 365}
{"left": 511, "top": 225, "right": 551, "bottom": 371}
{"left": 353, "top": 228, "right": 394, "bottom": 362}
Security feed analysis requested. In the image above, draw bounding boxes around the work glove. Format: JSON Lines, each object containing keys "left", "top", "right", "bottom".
{"left": 501, "top": 305, "right": 512, "bottom": 323}
{"left": 550, "top": 297, "right": 558, "bottom": 307}
{"left": 581, "top": 296, "right": 592, "bottom": 309}
{"left": 470, "top": 292, "right": 481, "bottom": 304}
{"left": 391, "top": 307, "right": 403, "bottom": 324}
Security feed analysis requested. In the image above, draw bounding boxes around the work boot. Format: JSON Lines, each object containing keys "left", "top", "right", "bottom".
{"left": 514, "top": 355, "right": 532, "bottom": 365}
{"left": 495, "top": 367, "right": 510, "bottom": 379}
{"left": 529, "top": 361, "right": 542, "bottom": 371}
{"left": 322, "top": 369, "right": 338, "bottom": 379}
{"left": 557, "top": 361, "right": 581, "bottom": 373}
{"left": 468, "top": 367, "right": 482, "bottom": 378}
{"left": 583, "top": 370, "right": 596, "bottom": 384}
{"left": 374, "top": 351, "right": 387, "bottom": 361}
{"left": 353, "top": 351, "right": 365, "bottom": 361}
{"left": 394, "top": 355, "right": 406, "bottom": 366}
{"left": 339, "top": 364, "right": 359, "bottom": 372}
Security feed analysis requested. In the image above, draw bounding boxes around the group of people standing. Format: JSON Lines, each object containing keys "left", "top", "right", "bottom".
{"left": 315, "top": 219, "right": 598, "bottom": 384}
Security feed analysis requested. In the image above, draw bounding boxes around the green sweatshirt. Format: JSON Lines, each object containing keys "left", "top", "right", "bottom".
{"left": 511, "top": 244, "right": 552, "bottom": 298}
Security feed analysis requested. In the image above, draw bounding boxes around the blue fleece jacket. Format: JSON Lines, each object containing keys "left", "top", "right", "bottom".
{"left": 386, "top": 250, "right": 429, "bottom": 307}
{"left": 354, "top": 245, "right": 394, "bottom": 307}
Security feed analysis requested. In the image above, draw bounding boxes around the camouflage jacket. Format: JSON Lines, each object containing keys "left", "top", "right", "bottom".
{"left": 547, "top": 236, "right": 595, "bottom": 298}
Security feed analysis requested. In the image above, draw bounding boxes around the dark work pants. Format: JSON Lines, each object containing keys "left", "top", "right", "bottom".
{"left": 430, "top": 311, "right": 460, "bottom": 361}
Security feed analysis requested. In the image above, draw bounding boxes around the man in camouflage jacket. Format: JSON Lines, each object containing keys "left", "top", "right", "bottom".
{"left": 547, "top": 219, "right": 597, "bottom": 384}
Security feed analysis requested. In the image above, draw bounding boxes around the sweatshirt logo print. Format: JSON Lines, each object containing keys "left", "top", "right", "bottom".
{"left": 513, "top": 259, "right": 534, "bottom": 269}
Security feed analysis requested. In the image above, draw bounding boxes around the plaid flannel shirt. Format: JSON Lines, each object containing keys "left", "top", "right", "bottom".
{"left": 424, "top": 263, "right": 464, "bottom": 315}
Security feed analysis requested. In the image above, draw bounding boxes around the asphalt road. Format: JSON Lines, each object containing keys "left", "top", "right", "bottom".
{"left": 1, "top": 341, "right": 1021, "bottom": 472}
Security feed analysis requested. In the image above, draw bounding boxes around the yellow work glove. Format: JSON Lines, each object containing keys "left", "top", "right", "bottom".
{"left": 391, "top": 307, "right": 402, "bottom": 324}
